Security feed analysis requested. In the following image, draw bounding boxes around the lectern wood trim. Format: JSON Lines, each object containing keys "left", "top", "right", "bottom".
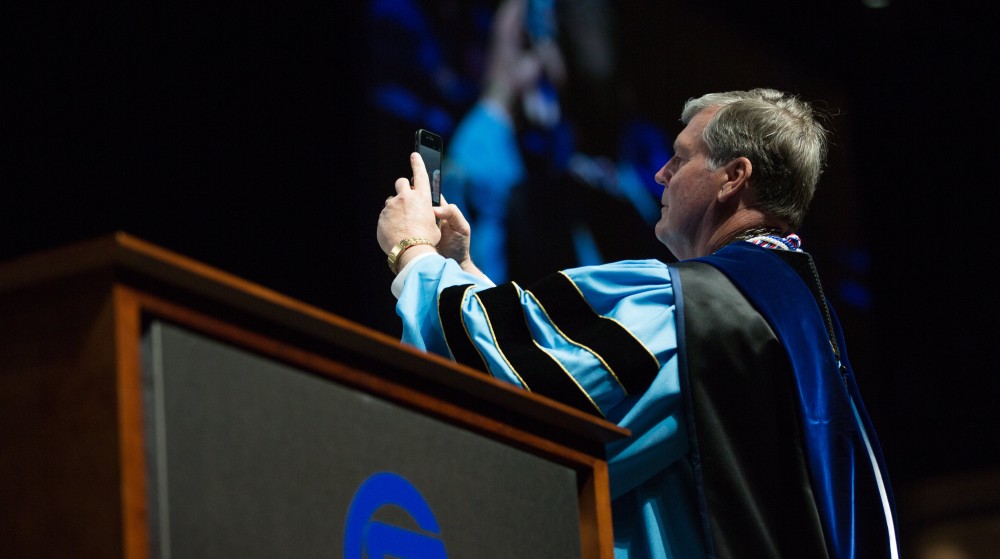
{"left": 0, "top": 232, "right": 626, "bottom": 559}
{"left": 0, "top": 232, "right": 628, "bottom": 448}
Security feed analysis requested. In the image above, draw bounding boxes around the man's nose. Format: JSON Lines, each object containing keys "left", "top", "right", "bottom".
{"left": 654, "top": 164, "right": 670, "bottom": 187}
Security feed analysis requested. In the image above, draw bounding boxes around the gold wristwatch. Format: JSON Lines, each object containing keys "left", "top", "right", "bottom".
{"left": 386, "top": 237, "right": 435, "bottom": 275}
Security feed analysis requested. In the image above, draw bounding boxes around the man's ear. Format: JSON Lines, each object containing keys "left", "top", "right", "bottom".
{"left": 718, "top": 157, "right": 753, "bottom": 202}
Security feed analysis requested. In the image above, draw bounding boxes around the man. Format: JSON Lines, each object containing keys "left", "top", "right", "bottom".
{"left": 377, "top": 88, "right": 898, "bottom": 558}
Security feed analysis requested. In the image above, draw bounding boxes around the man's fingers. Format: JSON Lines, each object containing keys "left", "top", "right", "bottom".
{"left": 394, "top": 177, "right": 411, "bottom": 194}
{"left": 394, "top": 152, "right": 430, "bottom": 196}
{"left": 409, "top": 151, "right": 430, "bottom": 194}
{"left": 434, "top": 201, "right": 471, "bottom": 235}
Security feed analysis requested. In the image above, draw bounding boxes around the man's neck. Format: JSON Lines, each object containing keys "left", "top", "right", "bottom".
{"left": 704, "top": 215, "right": 786, "bottom": 256}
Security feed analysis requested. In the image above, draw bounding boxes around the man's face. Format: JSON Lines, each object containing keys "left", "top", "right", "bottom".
{"left": 653, "top": 107, "right": 727, "bottom": 259}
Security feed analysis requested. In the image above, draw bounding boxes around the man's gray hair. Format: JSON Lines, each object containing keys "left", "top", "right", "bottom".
{"left": 682, "top": 88, "right": 830, "bottom": 230}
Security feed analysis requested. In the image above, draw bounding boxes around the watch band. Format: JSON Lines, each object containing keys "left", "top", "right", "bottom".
{"left": 387, "top": 237, "right": 435, "bottom": 275}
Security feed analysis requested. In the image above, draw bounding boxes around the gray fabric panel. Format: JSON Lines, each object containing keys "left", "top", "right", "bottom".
{"left": 142, "top": 320, "right": 581, "bottom": 558}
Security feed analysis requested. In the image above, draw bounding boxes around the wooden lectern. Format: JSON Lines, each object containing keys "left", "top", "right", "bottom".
{"left": 0, "top": 233, "right": 627, "bottom": 558}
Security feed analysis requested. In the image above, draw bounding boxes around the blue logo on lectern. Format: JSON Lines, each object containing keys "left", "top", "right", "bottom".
{"left": 344, "top": 472, "right": 448, "bottom": 559}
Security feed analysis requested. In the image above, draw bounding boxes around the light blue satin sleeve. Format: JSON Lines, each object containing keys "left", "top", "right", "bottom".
{"left": 394, "top": 254, "right": 494, "bottom": 357}
{"left": 395, "top": 256, "right": 704, "bottom": 558}
{"left": 558, "top": 262, "right": 688, "bottom": 498}
{"left": 398, "top": 257, "right": 687, "bottom": 484}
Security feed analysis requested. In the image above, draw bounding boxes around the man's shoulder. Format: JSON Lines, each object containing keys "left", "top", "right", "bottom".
{"left": 534, "top": 259, "right": 674, "bottom": 297}
{"left": 560, "top": 258, "right": 672, "bottom": 280}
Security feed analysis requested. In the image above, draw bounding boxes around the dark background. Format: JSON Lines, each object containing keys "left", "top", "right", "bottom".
{"left": 5, "top": 0, "right": 998, "bottom": 551}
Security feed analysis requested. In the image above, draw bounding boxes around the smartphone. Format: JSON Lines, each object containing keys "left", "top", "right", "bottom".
{"left": 414, "top": 129, "right": 443, "bottom": 207}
